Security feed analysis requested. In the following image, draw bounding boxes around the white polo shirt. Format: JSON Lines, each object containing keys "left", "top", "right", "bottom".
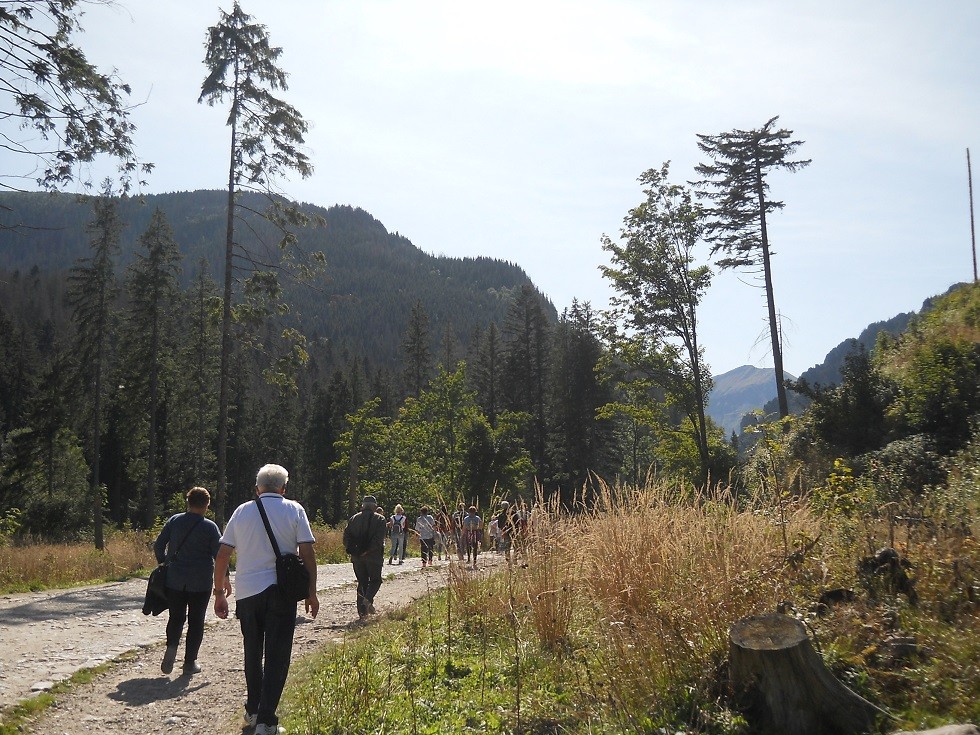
{"left": 220, "top": 493, "right": 316, "bottom": 600}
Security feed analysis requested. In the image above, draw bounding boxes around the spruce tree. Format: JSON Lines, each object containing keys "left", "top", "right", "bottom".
{"left": 694, "top": 116, "right": 809, "bottom": 419}
{"left": 401, "top": 300, "right": 432, "bottom": 398}
{"left": 67, "top": 186, "right": 122, "bottom": 549}
{"left": 0, "top": 1, "right": 152, "bottom": 194}
{"left": 502, "top": 285, "right": 551, "bottom": 477}
{"left": 199, "top": 2, "right": 317, "bottom": 518}
{"left": 124, "top": 208, "right": 181, "bottom": 527}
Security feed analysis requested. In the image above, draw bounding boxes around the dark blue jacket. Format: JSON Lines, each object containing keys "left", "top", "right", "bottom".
{"left": 153, "top": 512, "right": 222, "bottom": 592}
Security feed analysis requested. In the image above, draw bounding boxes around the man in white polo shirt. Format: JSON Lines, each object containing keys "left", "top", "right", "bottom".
{"left": 214, "top": 464, "right": 319, "bottom": 735}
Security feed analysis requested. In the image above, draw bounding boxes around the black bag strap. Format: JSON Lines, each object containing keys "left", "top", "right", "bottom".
{"left": 254, "top": 496, "right": 285, "bottom": 559}
{"left": 169, "top": 514, "right": 205, "bottom": 561}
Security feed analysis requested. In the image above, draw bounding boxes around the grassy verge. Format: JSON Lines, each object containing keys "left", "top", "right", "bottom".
{"left": 0, "top": 523, "right": 349, "bottom": 593}
{"left": 283, "top": 482, "right": 980, "bottom": 734}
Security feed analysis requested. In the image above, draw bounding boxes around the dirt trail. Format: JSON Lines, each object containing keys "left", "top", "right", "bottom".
{"left": 0, "top": 555, "right": 482, "bottom": 734}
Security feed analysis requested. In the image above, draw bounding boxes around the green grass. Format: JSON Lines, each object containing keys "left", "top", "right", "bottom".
{"left": 283, "top": 587, "right": 602, "bottom": 735}
{"left": 282, "top": 483, "right": 980, "bottom": 735}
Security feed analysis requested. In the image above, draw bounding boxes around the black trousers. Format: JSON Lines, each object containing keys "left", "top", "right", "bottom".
{"left": 352, "top": 555, "right": 383, "bottom": 615}
{"left": 420, "top": 537, "right": 434, "bottom": 563}
{"left": 236, "top": 585, "right": 297, "bottom": 728}
{"left": 165, "top": 588, "right": 211, "bottom": 663}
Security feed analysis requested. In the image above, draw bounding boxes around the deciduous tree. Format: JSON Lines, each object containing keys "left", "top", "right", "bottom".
{"left": 601, "top": 163, "right": 714, "bottom": 481}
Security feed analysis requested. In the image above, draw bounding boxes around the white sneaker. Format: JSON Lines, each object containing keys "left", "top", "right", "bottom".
{"left": 255, "top": 724, "right": 284, "bottom": 735}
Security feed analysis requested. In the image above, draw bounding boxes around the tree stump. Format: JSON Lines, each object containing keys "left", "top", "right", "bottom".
{"left": 729, "top": 613, "right": 887, "bottom": 735}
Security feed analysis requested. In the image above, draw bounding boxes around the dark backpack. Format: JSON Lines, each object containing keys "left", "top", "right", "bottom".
{"left": 346, "top": 514, "right": 375, "bottom": 556}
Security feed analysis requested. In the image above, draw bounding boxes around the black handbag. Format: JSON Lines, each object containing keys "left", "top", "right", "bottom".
{"left": 143, "top": 514, "right": 205, "bottom": 615}
{"left": 255, "top": 497, "right": 311, "bottom": 602}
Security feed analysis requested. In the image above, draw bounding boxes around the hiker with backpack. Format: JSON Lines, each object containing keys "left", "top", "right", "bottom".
{"left": 343, "top": 495, "right": 387, "bottom": 619}
{"left": 388, "top": 504, "right": 408, "bottom": 565}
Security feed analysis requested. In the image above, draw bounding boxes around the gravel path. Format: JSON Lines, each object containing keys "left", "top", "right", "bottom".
{"left": 0, "top": 555, "right": 479, "bottom": 734}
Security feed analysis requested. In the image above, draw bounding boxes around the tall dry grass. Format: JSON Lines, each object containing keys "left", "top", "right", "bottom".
{"left": 0, "top": 522, "right": 348, "bottom": 594}
{"left": 0, "top": 531, "right": 157, "bottom": 592}
{"left": 453, "top": 479, "right": 829, "bottom": 729}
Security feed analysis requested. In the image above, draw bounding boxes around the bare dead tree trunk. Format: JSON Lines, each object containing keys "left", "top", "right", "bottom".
{"left": 729, "top": 613, "right": 887, "bottom": 735}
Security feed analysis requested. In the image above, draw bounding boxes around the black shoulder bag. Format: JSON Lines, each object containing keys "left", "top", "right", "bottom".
{"left": 255, "top": 497, "right": 311, "bottom": 602}
{"left": 144, "top": 514, "right": 205, "bottom": 611}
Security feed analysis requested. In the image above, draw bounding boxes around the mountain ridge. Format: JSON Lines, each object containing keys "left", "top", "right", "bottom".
{"left": 0, "top": 190, "right": 556, "bottom": 368}
{"left": 707, "top": 365, "right": 796, "bottom": 436}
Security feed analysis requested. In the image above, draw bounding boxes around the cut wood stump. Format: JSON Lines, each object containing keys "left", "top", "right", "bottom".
{"left": 729, "top": 612, "right": 889, "bottom": 735}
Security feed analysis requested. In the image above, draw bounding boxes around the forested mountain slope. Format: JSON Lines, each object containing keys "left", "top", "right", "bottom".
{"left": 707, "top": 365, "right": 795, "bottom": 436}
{"left": 747, "top": 285, "right": 966, "bottom": 429}
{"left": 0, "top": 190, "right": 554, "bottom": 367}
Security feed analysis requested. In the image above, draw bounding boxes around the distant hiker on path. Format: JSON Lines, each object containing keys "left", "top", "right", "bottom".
{"left": 388, "top": 504, "right": 408, "bottom": 565}
{"left": 153, "top": 486, "right": 226, "bottom": 676}
{"left": 497, "top": 501, "right": 517, "bottom": 562}
{"left": 214, "top": 464, "right": 319, "bottom": 735}
{"left": 415, "top": 506, "right": 437, "bottom": 567}
{"left": 344, "top": 495, "right": 387, "bottom": 618}
{"left": 461, "top": 505, "right": 483, "bottom": 569}
{"left": 452, "top": 502, "right": 466, "bottom": 560}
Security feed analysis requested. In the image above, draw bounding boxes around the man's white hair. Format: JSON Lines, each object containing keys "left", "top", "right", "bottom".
{"left": 256, "top": 464, "right": 289, "bottom": 491}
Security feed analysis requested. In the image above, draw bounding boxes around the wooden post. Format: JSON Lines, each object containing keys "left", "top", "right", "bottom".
{"left": 729, "top": 613, "right": 888, "bottom": 735}
{"left": 968, "top": 148, "right": 977, "bottom": 284}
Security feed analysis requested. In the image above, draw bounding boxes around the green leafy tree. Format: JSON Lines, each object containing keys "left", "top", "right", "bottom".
{"left": 694, "top": 116, "right": 810, "bottom": 419}
{"left": 332, "top": 397, "right": 389, "bottom": 511}
{"left": 459, "top": 409, "right": 533, "bottom": 507}
{"left": 891, "top": 338, "right": 980, "bottom": 455}
{"left": 67, "top": 185, "right": 121, "bottom": 548}
{"left": 122, "top": 208, "right": 181, "bottom": 527}
{"left": 199, "top": 2, "right": 318, "bottom": 518}
{"left": 601, "top": 163, "right": 714, "bottom": 481}
{"left": 0, "top": 0, "right": 152, "bottom": 194}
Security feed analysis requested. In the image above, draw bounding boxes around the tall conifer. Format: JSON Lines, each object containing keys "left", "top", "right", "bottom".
{"left": 694, "top": 116, "right": 809, "bottom": 419}
{"left": 199, "top": 3, "right": 316, "bottom": 518}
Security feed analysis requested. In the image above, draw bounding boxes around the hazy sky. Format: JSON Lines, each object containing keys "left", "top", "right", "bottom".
{"left": 16, "top": 0, "right": 980, "bottom": 375}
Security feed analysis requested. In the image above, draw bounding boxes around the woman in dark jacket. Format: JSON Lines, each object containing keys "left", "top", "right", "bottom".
{"left": 153, "top": 487, "right": 227, "bottom": 675}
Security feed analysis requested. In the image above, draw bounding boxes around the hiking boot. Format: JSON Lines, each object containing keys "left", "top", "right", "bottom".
{"left": 243, "top": 711, "right": 258, "bottom": 728}
{"left": 255, "top": 724, "right": 284, "bottom": 735}
{"left": 161, "top": 645, "right": 178, "bottom": 674}
{"left": 367, "top": 602, "right": 376, "bottom": 614}
{"left": 182, "top": 661, "right": 202, "bottom": 675}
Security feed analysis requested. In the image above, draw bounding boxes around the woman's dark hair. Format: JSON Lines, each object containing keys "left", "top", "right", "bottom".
{"left": 186, "top": 486, "right": 211, "bottom": 509}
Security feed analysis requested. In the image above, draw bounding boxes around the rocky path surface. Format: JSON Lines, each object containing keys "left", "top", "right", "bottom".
{"left": 0, "top": 555, "right": 476, "bottom": 734}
